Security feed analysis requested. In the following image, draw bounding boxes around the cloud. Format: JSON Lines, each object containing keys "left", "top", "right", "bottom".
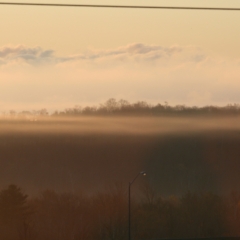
{"left": 58, "top": 43, "right": 194, "bottom": 64}
{"left": 0, "top": 43, "right": 206, "bottom": 66}
{"left": 0, "top": 45, "right": 55, "bottom": 65}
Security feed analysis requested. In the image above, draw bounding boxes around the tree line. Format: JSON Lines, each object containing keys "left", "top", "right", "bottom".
{"left": 2, "top": 99, "right": 240, "bottom": 118}
{"left": 1, "top": 184, "right": 240, "bottom": 240}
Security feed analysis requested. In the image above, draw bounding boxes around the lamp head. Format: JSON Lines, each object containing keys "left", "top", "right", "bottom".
{"left": 140, "top": 171, "right": 146, "bottom": 176}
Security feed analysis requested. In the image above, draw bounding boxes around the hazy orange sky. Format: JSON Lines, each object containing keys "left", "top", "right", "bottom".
{"left": 1, "top": 0, "right": 240, "bottom": 111}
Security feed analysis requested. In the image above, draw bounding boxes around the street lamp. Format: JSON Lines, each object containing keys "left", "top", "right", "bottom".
{"left": 128, "top": 171, "right": 146, "bottom": 240}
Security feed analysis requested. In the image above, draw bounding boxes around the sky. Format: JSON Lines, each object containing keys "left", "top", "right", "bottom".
{"left": 1, "top": 0, "right": 240, "bottom": 112}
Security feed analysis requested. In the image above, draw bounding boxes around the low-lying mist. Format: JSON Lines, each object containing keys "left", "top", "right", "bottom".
{"left": 1, "top": 116, "right": 240, "bottom": 196}
{"left": 1, "top": 116, "right": 240, "bottom": 135}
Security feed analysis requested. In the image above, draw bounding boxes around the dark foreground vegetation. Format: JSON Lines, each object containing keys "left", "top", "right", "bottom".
{"left": 1, "top": 184, "right": 240, "bottom": 240}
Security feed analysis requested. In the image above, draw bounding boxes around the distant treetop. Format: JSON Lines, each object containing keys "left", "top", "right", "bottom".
{"left": 2, "top": 99, "right": 240, "bottom": 118}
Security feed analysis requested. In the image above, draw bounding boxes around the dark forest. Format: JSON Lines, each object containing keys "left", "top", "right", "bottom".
{"left": 1, "top": 184, "right": 240, "bottom": 240}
